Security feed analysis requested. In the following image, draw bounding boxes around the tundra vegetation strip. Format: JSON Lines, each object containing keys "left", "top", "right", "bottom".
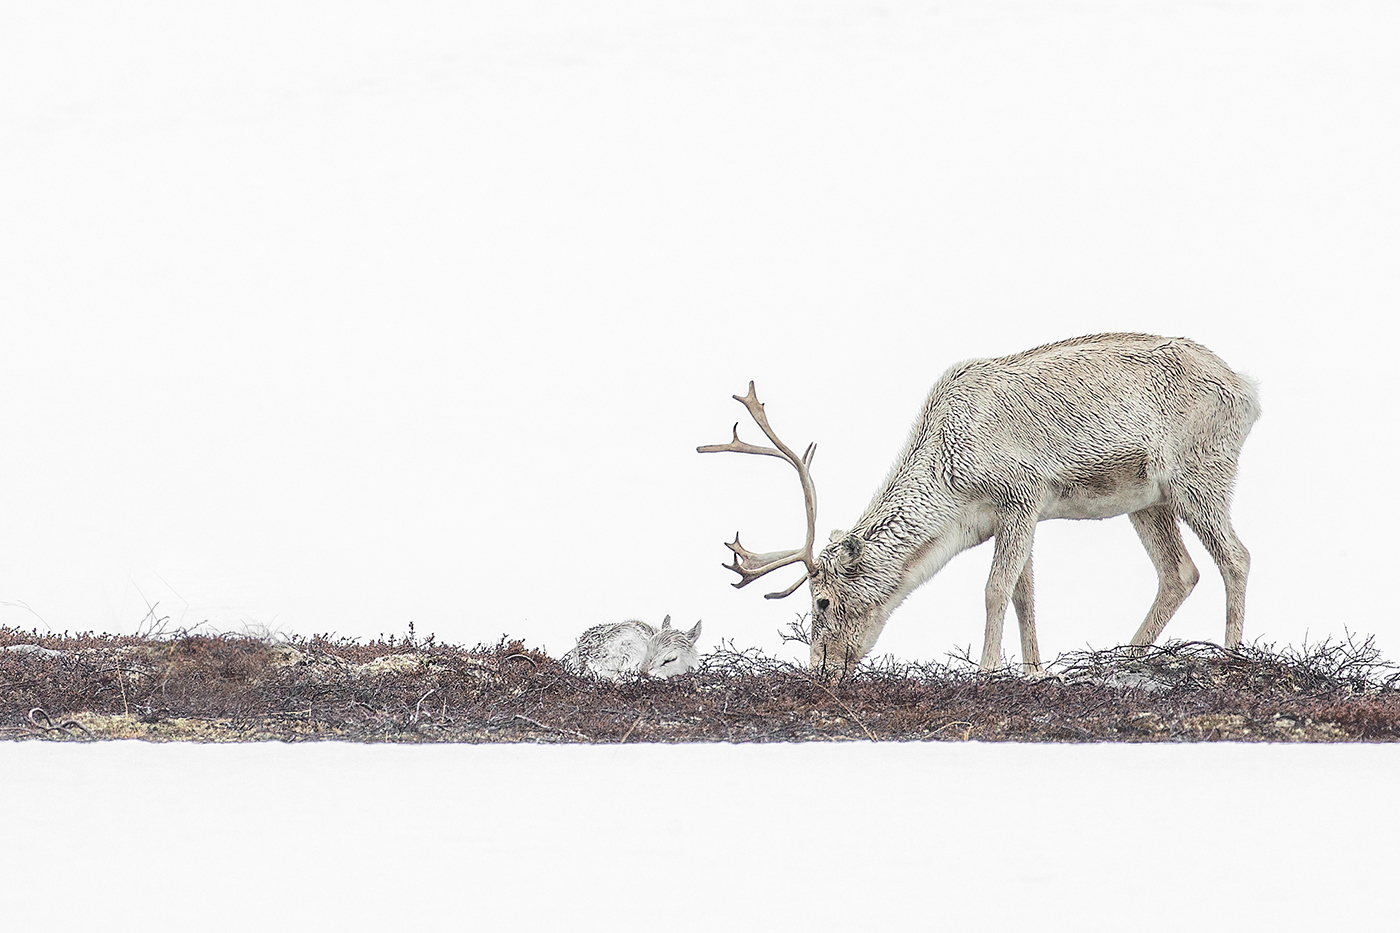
{"left": 2, "top": 628, "right": 1398, "bottom": 744}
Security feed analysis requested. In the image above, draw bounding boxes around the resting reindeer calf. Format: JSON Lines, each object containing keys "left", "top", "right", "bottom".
{"left": 699, "top": 333, "right": 1258, "bottom": 677}
{"left": 561, "top": 615, "right": 703, "bottom": 681}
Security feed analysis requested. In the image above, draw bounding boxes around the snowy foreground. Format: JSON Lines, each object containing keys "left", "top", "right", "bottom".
{"left": 3, "top": 742, "right": 1394, "bottom": 931}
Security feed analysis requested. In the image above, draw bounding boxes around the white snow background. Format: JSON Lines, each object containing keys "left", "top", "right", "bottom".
{"left": 5, "top": 742, "right": 1398, "bottom": 931}
{"left": 3, "top": 0, "right": 1397, "bottom": 662}
{"left": 2, "top": 2, "right": 1397, "bottom": 930}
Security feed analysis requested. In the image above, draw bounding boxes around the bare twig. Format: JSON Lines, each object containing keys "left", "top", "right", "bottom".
{"left": 619, "top": 712, "right": 645, "bottom": 744}
{"left": 412, "top": 689, "right": 437, "bottom": 725}
{"left": 929, "top": 720, "right": 974, "bottom": 739}
{"left": 778, "top": 613, "right": 812, "bottom": 647}
{"left": 116, "top": 663, "right": 130, "bottom": 717}
{"left": 807, "top": 677, "right": 878, "bottom": 742}
{"left": 511, "top": 713, "right": 591, "bottom": 742}
{"left": 26, "top": 707, "right": 93, "bottom": 740}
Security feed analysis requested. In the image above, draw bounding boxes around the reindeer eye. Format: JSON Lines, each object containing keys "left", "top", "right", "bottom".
{"left": 816, "top": 598, "right": 830, "bottom": 612}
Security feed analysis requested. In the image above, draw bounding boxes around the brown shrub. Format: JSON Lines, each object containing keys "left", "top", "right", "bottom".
{"left": 3, "top": 627, "right": 1397, "bottom": 744}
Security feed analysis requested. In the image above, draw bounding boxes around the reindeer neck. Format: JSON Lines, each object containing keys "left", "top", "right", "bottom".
{"left": 856, "top": 449, "right": 989, "bottom": 596}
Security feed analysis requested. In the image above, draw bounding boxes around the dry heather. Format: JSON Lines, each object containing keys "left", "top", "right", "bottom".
{"left": 3, "top": 627, "right": 1398, "bottom": 744}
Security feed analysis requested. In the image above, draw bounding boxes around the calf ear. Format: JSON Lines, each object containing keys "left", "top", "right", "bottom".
{"left": 660, "top": 614, "right": 672, "bottom": 630}
{"left": 837, "top": 535, "right": 865, "bottom": 569}
{"left": 685, "top": 620, "right": 703, "bottom": 643}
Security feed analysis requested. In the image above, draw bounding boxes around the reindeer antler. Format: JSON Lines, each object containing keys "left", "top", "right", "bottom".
{"left": 697, "top": 382, "right": 818, "bottom": 599}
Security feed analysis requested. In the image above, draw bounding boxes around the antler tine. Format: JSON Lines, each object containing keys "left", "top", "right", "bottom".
{"left": 697, "top": 382, "right": 820, "bottom": 599}
{"left": 722, "top": 533, "right": 806, "bottom": 586}
{"left": 764, "top": 573, "right": 810, "bottom": 600}
{"left": 696, "top": 422, "right": 786, "bottom": 459}
{"left": 730, "top": 382, "right": 807, "bottom": 466}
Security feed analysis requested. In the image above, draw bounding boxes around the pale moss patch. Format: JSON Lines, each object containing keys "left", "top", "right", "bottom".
{"left": 350, "top": 654, "right": 423, "bottom": 677}
{"left": 253, "top": 648, "right": 438, "bottom": 686}
{"left": 63, "top": 712, "right": 336, "bottom": 743}
{"left": 267, "top": 645, "right": 308, "bottom": 667}
{"left": 1269, "top": 713, "right": 1345, "bottom": 740}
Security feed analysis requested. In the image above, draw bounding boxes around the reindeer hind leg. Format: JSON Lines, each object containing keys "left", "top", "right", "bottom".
{"left": 1127, "top": 505, "right": 1200, "bottom": 648}
{"left": 1169, "top": 471, "right": 1250, "bottom": 649}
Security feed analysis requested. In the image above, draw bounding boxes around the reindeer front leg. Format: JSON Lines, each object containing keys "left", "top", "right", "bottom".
{"left": 981, "top": 508, "right": 1037, "bottom": 671}
{"left": 1012, "top": 552, "right": 1042, "bottom": 675}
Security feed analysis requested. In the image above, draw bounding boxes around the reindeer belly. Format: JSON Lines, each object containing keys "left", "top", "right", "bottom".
{"left": 1041, "top": 453, "right": 1165, "bottom": 520}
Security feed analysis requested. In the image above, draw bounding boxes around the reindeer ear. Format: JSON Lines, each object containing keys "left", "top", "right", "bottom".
{"left": 837, "top": 535, "right": 865, "bottom": 569}
{"left": 828, "top": 528, "right": 847, "bottom": 543}
{"left": 685, "top": 620, "right": 702, "bottom": 643}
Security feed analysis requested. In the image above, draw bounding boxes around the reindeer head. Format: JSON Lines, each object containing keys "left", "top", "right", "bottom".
{"left": 639, "top": 615, "right": 704, "bottom": 679}
{"left": 699, "top": 383, "right": 891, "bottom": 678}
{"left": 807, "top": 528, "right": 908, "bottom": 676}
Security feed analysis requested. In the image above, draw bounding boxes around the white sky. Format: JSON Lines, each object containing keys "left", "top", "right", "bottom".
{"left": 2, "top": 1, "right": 1397, "bottom": 665}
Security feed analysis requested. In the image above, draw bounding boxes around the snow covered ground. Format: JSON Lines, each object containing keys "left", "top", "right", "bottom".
{"left": 3, "top": 740, "right": 1395, "bottom": 931}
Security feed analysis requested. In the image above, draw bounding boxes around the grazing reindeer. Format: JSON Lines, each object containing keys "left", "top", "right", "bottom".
{"left": 698, "top": 333, "right": 1259, "bottom": 676}
{"left": 561, "top": 615, "right": 703, "bottom": 680}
